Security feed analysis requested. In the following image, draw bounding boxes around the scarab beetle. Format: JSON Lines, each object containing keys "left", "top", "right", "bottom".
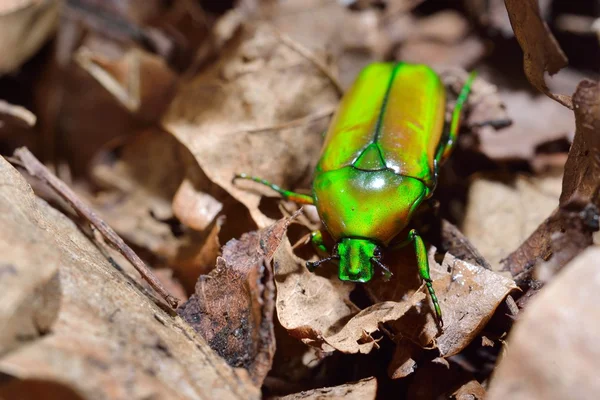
{"left": 234, "top": 62, "right": 476, "bottom": 326}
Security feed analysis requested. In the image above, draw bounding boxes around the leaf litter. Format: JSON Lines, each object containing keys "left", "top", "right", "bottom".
{"left": 0, "top": 0, "right": 599, "bottom": 398}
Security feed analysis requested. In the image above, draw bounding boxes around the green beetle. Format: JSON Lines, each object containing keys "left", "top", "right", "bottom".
{"left": 235, "top": 62, "right": 476, "bottom": 326}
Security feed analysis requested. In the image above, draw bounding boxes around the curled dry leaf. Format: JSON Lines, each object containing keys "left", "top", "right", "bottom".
{"left": 179, "top": 216, "right": 293, "bottom": 385}
{"left": 0, "top": 157, "right": 259, "bottom": 400}
{"left": 0, "top": 0, "right": 59, "bottom": 75}
{"left": 370, "top": 250, "right": 516, "bottom": 357}
{"left": 272, "top": 377, "right": 377, "bottom": 400}
{"left": 162, "top": 22, "right": 339, "bottom": 228}
{"left": 0, "top": 157, "right": 60, "bottom": 356}
{"left": 487, "top": 247, "right": 600, "bottom": 400}
{"left": 504, "top": 0, "right": 572, "bottom": 108}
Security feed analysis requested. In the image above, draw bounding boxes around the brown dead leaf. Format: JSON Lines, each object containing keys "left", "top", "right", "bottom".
{"left": 0, "top": 157, "right": 259, "bottom": 399}
{"left": 272, "top": 377, "right": 377, "bottom": 400}
{"left": 370, "top": 251, "right": 516, "bottom": 357}
{"left": 487, "top": 247, "right": 600, "bottom": 400}
{"left": 388, "top": 339, "right": 420, "bottom": 379}
{"left": 407, "top": 360, "right": 480, "bottom": 400}
{"left": 179, "top": 216, "right": 293, "bottom": 385}
{"left": 453, "top": 380, "right": 486, "bottom": 400}
{"left": 0, "top": 0, "right": 59, "bottom": 75}
{"left": 273, "top": 237, "right": 358, "bottom": 352}
{"left": 559, "top": 80, "right": 600, "bottom": 208}
{"left": 441, "top": 220, "right": 492, "bottom": 270}
{"left": 501, "top": 81, "right": 600, "bottom": 285}
{"left": 504, "top": 0, "right": 573, "bottom": 108}
{"left": 0, "top": 157, "right": 60, "bottom": 356}
{"left": 476, "top": 90, "right": 573, "bottom": 160}
{"left": 74, "top": 46, "right": 178, "bottom": 123}
{"left": 463, "top": 173, "right": 563, "bottom": 269}
{"left": 163, "top": 22, "right": 338, "bottom": 228}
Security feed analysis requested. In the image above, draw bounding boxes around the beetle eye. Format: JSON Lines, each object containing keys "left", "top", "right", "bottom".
{"left": 373, "top": 247, "right": 382, "bottom": 258}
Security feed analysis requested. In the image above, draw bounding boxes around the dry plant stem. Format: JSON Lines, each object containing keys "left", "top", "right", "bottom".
{"left": 12, "top": 147, "right": 180, "bottom": 308}
{"left": 274, "top": 29, "right": 344, "bottom": 96}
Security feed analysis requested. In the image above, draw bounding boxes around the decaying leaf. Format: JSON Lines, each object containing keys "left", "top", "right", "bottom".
{"left": 371, "top": 251, "right": 516, "bottom": 357}
{"left": 487, "top": 247, "right": 600, "bottom": 400}
{"left": 504, "top": 0, "right": 572, "bottom": 108}
{"left": 273, "top": 377, "right": 377, "bottom": 400}
{"left": 179, "top": 216, "right": 293, "bottom": 385}
{"left": 0, "top": 157, "right": 60, "bottom": 356}
{"left": 162, "top": 22, "right": 339, "bottom": 228}
{"left": 0, "top": 157, "right": 259, "bottom": 399}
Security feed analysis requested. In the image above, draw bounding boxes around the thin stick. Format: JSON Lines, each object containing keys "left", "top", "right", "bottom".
{"left": 274, "top": 30, "right": 344, "bottom": 96}
{"left": 13, "top": 147, "right": 180, "bottom": 308}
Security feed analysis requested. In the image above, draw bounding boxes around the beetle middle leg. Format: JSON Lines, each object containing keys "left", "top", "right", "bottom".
{"left": 392, "top": 229, "right": 444, "bottom": 328}
{"left": 233, "top": 173, "right": 314, "bottom": 205}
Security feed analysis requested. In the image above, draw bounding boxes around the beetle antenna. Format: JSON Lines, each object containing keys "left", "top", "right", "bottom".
{"left": 372, "top": 258, "right": 393, "bottom": 281}
{"left": 306, "top": 255, "right": 338, "bottom": 272}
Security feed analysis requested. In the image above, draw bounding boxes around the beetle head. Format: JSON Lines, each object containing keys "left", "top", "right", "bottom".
{"left": 335, "top": 238, "right": 391, "bottom": 283}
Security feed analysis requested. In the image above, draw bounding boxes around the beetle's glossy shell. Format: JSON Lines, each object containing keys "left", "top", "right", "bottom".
{"left": 316, "top": 63, "right": 446, "bottom": 186}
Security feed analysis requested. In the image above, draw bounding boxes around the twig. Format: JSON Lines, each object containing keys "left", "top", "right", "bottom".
{"left": 274, "top": 29, "right": 344, "bottom": 96}
{"left": 12, "top": 147, "right": 180, "bottom": 309}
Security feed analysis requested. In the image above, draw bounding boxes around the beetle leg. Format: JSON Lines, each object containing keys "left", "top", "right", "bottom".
{"left": 439, "top": 71, "right": 478, "bottom": 164}
{"left": 233, "top": 173, "right": 314, "bottom": 205}
{"left": 310, "top": 230, "right": 329, "bottom": 255}
{"left": 409, "top": 229, "right": 444, "bottom": 328}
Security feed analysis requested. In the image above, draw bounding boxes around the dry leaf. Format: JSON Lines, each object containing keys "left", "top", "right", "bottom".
{"left": 452, "top": 380, "right": 486, "bottom": 400}
{"left": 273, "top": 377, "right": 377, "bottom": 400}
{"left": 559, "top": 80, "right": 600, "bottom": 208}
{"left": 388, "top": 339, "right": 420, "bottom": 379}
{"left": 462, "top": 173, "right": 562, "bottom": 268}
{"left": 273, "top": 237, "right": 358, "bottom": 352}
{"left": 370, "top": 251, "right": 516, "bottom": 357}
{"left": 487, "top": 247, "right": 600, "bottom": 400}
{"left": 163, "top": 23, "right": 338, "bottom": 228}
{"left": 476, "top": 91, "right": 573, "bottom": 160}
{"left": 75, "top": 46, "right": 178, "bottom": 122}
{"left": 0, "top": 157, "right": 60, "bottom": 356}
{"left": 0, "top": 0, "right": 59, "bottom": 75}
{"left": 179, "top": 217, "right": 293, "bottom": 385}
{"left": 501, "top": 81, "right": 600, "bottom": 285}
{"left": 504, "top": 0, "right": 572, "bottom": 108}
{"left": 0, "top": 157, "right": 259, "bottom": 399}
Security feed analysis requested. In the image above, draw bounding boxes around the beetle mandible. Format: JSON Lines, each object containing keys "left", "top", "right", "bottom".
{"left": 234, "top": 62, "right": 476, "bottom": 326}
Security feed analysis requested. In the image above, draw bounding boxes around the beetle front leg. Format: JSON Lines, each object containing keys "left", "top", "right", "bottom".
{"left": 233, "top": 173, "right": 314, "bottom": 205}
{"left": 408, "top": 229, "right": 444, "bottom": 328}
{"left": 438, "top": 71, "right": 477, "bottom": 164}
